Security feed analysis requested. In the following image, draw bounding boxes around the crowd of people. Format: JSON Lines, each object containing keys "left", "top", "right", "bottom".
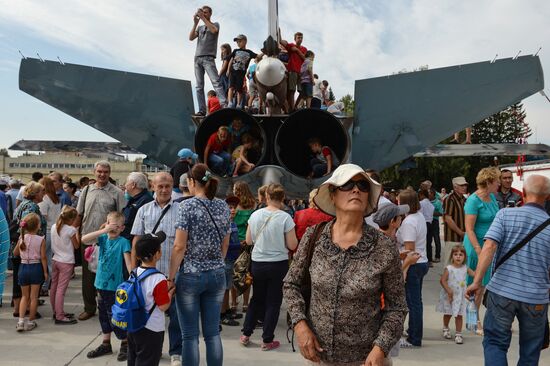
{"left": 190, "top": 5, "right": 337, "bottom": 117}
{"left": 0, "top": 158, "right": 548, "bottom": 366}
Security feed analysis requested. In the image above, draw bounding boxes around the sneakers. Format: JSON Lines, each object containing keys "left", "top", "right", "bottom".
{"left": 16, "top": 321, "right": 25, "bottom": 332}
{"left": 170, "top": 354, "right": 182, "bottom": 366}
{"left": 455, "top": 333, "right": 464, "bottom": 344}
{"left": 240, "top": 335, "right": 250, "bottom": 347}
{"left": 261, "top": 340, "right": 280, "bottom": 351}
{"left": 442, "top": 328, "right": 452, "bottom": 339}
{"left": 399, "top": 338, "right": 418, "bottom": 348}
{"left": 25, "top": 321, "right": 37, "bottom": 331}
{"left": 221, "top": 316, "right": 239, "bottom": 326}
{"left": 87, "top": 343, "right": 113, "bottom": 359}
{"left": 117, "top": 342, "right": 128, "bottom": 362}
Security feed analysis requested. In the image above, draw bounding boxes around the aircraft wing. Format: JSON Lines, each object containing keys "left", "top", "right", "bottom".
{"left": 19, "top": 58, "right": 195, "bottom": 165}
{"left": 353, "top": 55, "right": 544, "bottom": 170}
{"left": 414, "top": 143, "right": 550, "bottom": 157}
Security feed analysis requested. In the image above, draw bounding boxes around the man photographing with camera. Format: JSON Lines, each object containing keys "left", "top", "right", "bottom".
{"left": 189, "top": 5, "right": 227, "bottom": 116}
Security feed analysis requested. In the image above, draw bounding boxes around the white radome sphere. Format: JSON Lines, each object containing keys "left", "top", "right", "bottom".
{"left": 255, "top": 57, "right": 286, "bottom": 87}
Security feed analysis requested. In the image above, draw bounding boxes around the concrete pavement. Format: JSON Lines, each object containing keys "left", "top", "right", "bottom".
{"left": 1, "top": 263, "right": 548, "bottom": 365}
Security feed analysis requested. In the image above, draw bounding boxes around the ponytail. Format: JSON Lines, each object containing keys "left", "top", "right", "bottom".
{"left": 19, "top": 225, "right": 27, "bottom": 251}
{"left": 19, "top": 212, "right": 41, "bottom": 251}
{"left": 190, "top": 163, "right": 219, "bottom": 200}
{"left": 56, "top": 205, "right": 78, "bottom": 235}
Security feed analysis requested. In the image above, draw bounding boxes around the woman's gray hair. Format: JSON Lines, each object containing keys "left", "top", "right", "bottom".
{"left": 523, "top": 174, "right": 550, "bottom": 196}
{"left": 94, "top": 160, "right": 111, "bottom": 172}
{"left": 126, "top": 172, "right": 148, "bottom": 190}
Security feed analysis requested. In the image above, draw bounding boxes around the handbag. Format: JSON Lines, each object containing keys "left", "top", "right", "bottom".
{"left": 84, "top": 243, "right": 99, "bottom": 273}
{"left": 232, "top": 213, "right": 274, "bottom": 295}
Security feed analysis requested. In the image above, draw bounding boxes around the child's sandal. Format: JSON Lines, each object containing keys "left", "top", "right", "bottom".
{"left": 442, "top": 328, "right": 452, "bottom": 339}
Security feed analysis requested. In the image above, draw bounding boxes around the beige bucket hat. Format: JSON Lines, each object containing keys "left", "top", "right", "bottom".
{"left": 313, "top": 164, "right": 382, "bottom": 217}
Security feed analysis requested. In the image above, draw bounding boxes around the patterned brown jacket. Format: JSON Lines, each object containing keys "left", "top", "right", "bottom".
{"left": 283, "top": 221, "right": 407, "bottom": 363}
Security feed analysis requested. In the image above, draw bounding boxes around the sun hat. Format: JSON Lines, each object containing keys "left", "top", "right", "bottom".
{"left": 372, "top": 202, "right": 410, "bottom": 227}
{"left": 452, "top": 176, "right": 468, "bottom": 186}
{"left": 313, "top": 163, "right": 382, "bottom": 217}
{"left": 178, "top": 148, "right": 198, "bottom": 161}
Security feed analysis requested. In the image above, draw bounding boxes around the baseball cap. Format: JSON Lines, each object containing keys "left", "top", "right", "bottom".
{"left": 452, "top": 177, "right": 468, "bottom": 186}
{"left": 233, "top": 34, "right": 247, "bottom": 41}
{"left": 135, "top": 232, "right": 167, "bottom": 261}
{"left": 178, "top": 148, "right": 198, "bottom": 161}
{"left": 372, "top": 202, "right": 410, "bottom": 228}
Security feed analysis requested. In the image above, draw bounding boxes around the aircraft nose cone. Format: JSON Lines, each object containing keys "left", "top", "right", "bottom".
{"left": 256, "top": 57, "right": 286, "bottom": 87}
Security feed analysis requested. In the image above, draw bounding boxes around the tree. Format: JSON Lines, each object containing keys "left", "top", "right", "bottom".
{"left": 339, "top": 94, "right": 354, "bottom": 116}
{"left": 0, "top": 148, "right": 9, "bottom": 157}
{"left": 380, "top": 103, "right": 532, "bottom": 190}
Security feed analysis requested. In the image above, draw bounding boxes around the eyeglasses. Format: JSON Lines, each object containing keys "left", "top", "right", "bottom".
{"left": 337, "top": 179, "right": 370, "bottom": 193}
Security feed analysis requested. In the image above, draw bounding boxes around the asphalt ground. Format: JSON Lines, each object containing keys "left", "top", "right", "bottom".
{"left": 1, "top": 262, "right": 548, "bottom": 366}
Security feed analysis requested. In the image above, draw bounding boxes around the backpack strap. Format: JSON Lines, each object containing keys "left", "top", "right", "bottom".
{"left": 134, "top": 267, "right": 164, "bottom": 315}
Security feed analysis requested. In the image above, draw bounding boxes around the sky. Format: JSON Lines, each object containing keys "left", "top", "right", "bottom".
{"left": 1, "top": 0, "right": 550, "bottom": 154}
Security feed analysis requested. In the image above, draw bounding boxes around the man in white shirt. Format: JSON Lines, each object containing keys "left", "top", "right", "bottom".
{"left": 418, "top": 189, "right": 435, "bottom": 266}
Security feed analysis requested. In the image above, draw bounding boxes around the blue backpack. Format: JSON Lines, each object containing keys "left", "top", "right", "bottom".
{"left": 111, "top": 267, "right": 162, "bottom": 333}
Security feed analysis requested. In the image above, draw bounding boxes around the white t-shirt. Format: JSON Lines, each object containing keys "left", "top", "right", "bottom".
{"left": 419, "top": 198, "right": 435, "bottom": 223}
{"left": 396, "top": 211, "right": 428, "bottom": 263}
{"left": 51, "top": 224, "right": 78, "bottom": 264}
{"left": 248, "top": 208, "right": 295, "bottom": 262}
{"left": 39, "top": 195, "right": 62, "bottom": 234}
{"left": 136, "top": 267, "right": 169, "bottom": 332}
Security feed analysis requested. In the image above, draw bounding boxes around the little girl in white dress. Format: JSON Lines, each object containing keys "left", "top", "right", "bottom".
{"left": 436, "top": 245, "right": 475, "bottom": 344}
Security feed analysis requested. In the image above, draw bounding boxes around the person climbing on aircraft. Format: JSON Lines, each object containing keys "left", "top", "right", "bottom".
{"left": 307, "top": 137, "right": 340, "bottom": 178}
{"left": 204, "top": 126, "right": 232, "bottom": 176}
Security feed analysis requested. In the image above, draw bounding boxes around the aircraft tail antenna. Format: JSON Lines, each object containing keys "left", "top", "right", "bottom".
{"left": 513, "top": 50, "right": 521, "bottom": 59}
{"left": 534, "top": 47, "right": 542, "bottom": 57}
{"left": 57, "top": 56, "right": 65, "bottom": 65}
{"left": 36, "top": 53, "right": 44, "bottom": 62}
{"left": 18, "top": 50, "right": 26, "bottom": 59}
{"left": 491, "top": 54, "right": 498, "bottom": 63}
{"left": 540, "top": 90, "right": 550, "bottom": 104}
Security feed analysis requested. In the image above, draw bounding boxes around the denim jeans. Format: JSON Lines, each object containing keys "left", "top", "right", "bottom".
{"left": 405, "top": 262, "right": 429, "bottom": 346}
{"left": 242, "top": 260, "right": 288, "bottom": 343}
{"left": 208, "top": 151, "right": 231, "bottom": 176}
{"left": 194, "top": 56, "right": 227, "bottom": 113}
{"left": 310, "top": 157, "right": 327, "bottom": 178}
{"left": 97, "top": 289, "right": 127, "bottom": 339}
{"left": 483, "top": 291, "right": 548, "bottom": 366}
{"left": 168, "top": 298, "right": 182, "bottom": 357}
{"left": 175, "top": 267, "right": 226, "bottom": 366}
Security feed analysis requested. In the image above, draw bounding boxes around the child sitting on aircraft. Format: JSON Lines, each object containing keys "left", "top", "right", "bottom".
{"left": 204, "top": 126, "right": 232, "bottom": 176}
{"left": 307, "top": 137, "right": 340, "bottom": 178}
{"left": 228, "top": 117, "right": 250, "bottom": 150}
{"left": 232, "top": 134, "right": 256, "bottom": 177}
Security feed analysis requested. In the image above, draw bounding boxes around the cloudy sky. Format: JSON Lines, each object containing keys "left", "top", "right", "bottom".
{"left": 1, "top": 0, "right": 549, "bottom": 152}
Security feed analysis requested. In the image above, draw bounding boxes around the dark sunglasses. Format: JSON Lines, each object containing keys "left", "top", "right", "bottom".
{"left": 337, "top": 179, "right": 370, "bottom": 193}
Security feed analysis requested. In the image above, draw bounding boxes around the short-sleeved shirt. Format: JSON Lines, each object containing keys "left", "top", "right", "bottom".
{"left": 131, "top": 200, "right": 180, "bottom": 275}
{"left": 77, "top": 183, "right": 125, "bottom": 245}
{"left": 234, "top": 208, "right": 254, "bottom": 242}
{"left": 315, "top": 146, "right": 340, "bottom": 167}
{"left": 136, "top": 266, "right": 170, "bottom": 332}
{"left": 38, "top": 195, "right": 62, "bottom": 234}
{"left": 51, "top": 224, "right": 78, "bottom": 264}
{"left": 208, "top": 96, "right": 221, "bottom": 114}
{"left": 419, "top": 198, "right": 434, "bottom": 222}
{"left": 94, "top": 234, "right": 131, "bottom": 291}
{"left": 207, "top": 133, "right": 231, "bottom": 154}
{"left": 285, "top": 43, "right": 307, "bottom": 73}
{"left": 431, "top": 198, "right": 444, "bottom": 216}
{"left": 195, "top": 23, "right": 220, "bottom": 57}
{"left": 300, "top": 58, "right": 313, "bottom": 83}
{"left": 175, "top": 197, "right": 230, "bottom": 273}
{"left": 230, "top": 49, "right": 258, "bottom": 72}
{"left": 396, "top": 212, "right": 428, "bottom": 263}
{"left": 248, "top": 208, "right": 295, "bottom": 262}
{"left": 463, "top": 193, "right": 499, "bottom": 254}
{"left": 485, "top": 204, "right": 550, "bottom": 304}
{"left": 443, "top": 192, "right": 466, "bottom": 242}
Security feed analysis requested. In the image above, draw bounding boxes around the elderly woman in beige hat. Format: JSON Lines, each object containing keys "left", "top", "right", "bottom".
{"left": 283, "top": 164, "right": 407, "bottom": 366}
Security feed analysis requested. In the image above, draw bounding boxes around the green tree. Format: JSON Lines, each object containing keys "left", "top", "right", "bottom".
{"left": 380, "top": 103, "right": 531, "bottom": 190}
{"left": 339, "top": 94, "right": 354, "bottom": 116}
{"left": 0, "top": 148, "right": 9, "bottom": 157}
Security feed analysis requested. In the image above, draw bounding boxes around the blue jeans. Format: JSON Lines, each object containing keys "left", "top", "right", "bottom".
{"left": 194, "top": 56, "right": 227, "bottom": 113}
{"left": 168, "top": 298, "right": 182, "bottom": 357}
{"left": 405, "top": 262, "right": 429, "bottom": 346}
{"left": 483, "top": 291, "right": 548, "bottom": 366}
{"left": 175, "top": 267, "right": 226, "bottom": 366}
{"left": 208, "top": 151, "right": 231, "bottom": 176}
